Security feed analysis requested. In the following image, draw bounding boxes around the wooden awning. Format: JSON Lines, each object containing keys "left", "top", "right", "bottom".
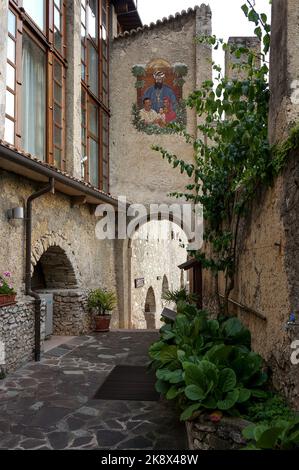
{"left": 178, "top": 258, "right": 201, "bottom": 271}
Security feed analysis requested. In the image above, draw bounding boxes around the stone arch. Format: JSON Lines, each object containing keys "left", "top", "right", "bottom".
{"left": 127, "top": 210, "right": 198, "bottom": 247}
{"left": 32, "top": 245, "right": 78, "bottom": 290}
{"left": 144, "top": 287, "right": 156, "bottom": 329}
{"left": 31, "top": 231, "right": 81, "bottom": 286}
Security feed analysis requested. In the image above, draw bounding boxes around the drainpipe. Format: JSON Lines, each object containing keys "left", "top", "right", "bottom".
{"left": 25, "top": 178, "right": 55, "bottom": 362}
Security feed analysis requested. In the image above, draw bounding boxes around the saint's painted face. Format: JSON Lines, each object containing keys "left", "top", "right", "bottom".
{"left": 153, "top": 71, "right": 165, "bottom": 89}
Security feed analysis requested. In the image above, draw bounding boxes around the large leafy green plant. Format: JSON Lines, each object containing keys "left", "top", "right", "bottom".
{"left": 243, "top": 418, "right": 299, "bottom": 450}
{"left": 149, "top": 304, "right": 270, "bottom": 421}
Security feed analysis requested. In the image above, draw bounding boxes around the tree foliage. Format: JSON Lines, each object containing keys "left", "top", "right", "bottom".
{"left": 153, "top": 1, "right": 274, "bottom": 314}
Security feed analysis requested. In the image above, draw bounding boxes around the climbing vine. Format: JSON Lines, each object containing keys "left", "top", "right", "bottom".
{"left": 153, "top": 1, "right": 276, "bottom": 314}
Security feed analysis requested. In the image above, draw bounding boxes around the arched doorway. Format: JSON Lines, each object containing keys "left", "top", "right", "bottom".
{"left": 144, "top": 287, "right": 156, "bottom": 329}
{"left": 162, "top": 275, "right": 169, "bottom": 296}
{"left": 32, "top": 245, "right": 83, "bottom": 338}
{"left": 32, "top": 245, "right": 78, "bottom": 290}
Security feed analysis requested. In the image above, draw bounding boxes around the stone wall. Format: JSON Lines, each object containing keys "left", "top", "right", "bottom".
{"left": 109, "top": 5, "right": 212, "bottom": 206}
{"left": 201, "top": 0, "right": 299, "bottom": 408}
{"left": 0, "top": 171, "right": 117, "bottom": 298}
{"left": 52, "top": 290, "right": 93, "bottom": 336}
{"left": 0, "top": 301, "right": 46, "bottom": 373}
{"left": 186, "top": 415, "right": 250, "bottom": 450}
{"left": 269, "top": 0, "right": 299, "bottom": 144}
{"left": 130, "top": 221, "right": 188, "bottom": 329}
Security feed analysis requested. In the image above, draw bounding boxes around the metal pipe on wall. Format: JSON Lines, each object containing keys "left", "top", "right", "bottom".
{"left": 25, "top": 178, "right": 55, "bottom": 362}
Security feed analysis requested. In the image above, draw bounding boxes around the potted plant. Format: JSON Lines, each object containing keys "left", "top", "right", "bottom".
{"left": 0, "top": 272, "right": 16, "bottom": 307}
{"left": 87, "top": 288, "right": 117, "bottom": 332}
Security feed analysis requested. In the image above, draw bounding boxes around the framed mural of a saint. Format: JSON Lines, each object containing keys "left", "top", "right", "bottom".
{"left": 132, "top": 59, "right": 188, "bottom": 135}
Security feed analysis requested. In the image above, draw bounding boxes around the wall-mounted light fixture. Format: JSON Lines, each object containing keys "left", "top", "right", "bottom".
{"left": 7, "top": 207, "right": 25, "bottom": 220}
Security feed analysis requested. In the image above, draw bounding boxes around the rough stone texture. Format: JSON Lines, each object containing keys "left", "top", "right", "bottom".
{"left": 51, "top": 290, "right": 92, "bottom": 336}
{"left": 0, "top": 171, "right": 117, "bottom": 297}
{"left": 109, "top": 5, "right": 212, "bottom": 206}
{"left": 0, "top": 332, "right": 187, "bottom": 450}
{"left": 130, "top": 221, "right": 188, "bottom": 329}
{"left": 0, "top": 301, "right": 46, "bottom": 373}
{"left": 268, "top": 0, "right": 288, "bottom": 145}
{"left": 186, "top": 415, "right": 251, "bottom": 450}
{"left": 202, "top": 0, "right": 299, "bottom": 409}
{"left": 269, "top": 0, "right": 299, "bottom": 145}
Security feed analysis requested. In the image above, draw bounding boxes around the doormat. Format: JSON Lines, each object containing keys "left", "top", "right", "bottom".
{"left": 94, "top": 365, "right": 160, "bottom": 401}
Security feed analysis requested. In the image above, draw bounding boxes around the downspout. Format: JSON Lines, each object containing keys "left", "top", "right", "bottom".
{"left": 25, "top": 178, "right": 55, "bottom": 362}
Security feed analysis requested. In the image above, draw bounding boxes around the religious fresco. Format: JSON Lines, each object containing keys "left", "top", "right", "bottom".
{"left": 132, "top": 59, "right": 188, "bottom": 135}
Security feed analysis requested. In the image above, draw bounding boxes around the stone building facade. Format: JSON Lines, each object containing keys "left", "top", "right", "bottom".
{"left": 130, "top": 221, "right": 188, "bottom": 329}
{"left": 0, "top": 1, "right": 211, "bottom": 373}
{"left": 203, "top": 0, "right": 299, "bottom": 407}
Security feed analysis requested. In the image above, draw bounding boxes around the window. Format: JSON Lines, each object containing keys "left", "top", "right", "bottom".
{"left": 4, "top": 1, "right": 66, "bottom": 168}
{"left": 81, "top": 0, "right": 110, "bottom": 192}
{"left": 21, "top": 32, "right": 46, "bottom": 160}
{"left": 22, "top": 0, "right": 46, "bottom": 31}
{"left": 4, "top": 10, "right": 17, "bottom": 145}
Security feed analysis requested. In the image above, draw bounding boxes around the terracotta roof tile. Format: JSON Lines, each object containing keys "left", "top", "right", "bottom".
{"left": 114, "top": 4, "right": 211, "bottom": 40}
{"left": 0, "top": 139, "right": 118, "bottom": 203}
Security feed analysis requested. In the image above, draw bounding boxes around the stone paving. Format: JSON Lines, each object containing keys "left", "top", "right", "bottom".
{"left": 0, "top": 331, "right": 187, "bottom": 450}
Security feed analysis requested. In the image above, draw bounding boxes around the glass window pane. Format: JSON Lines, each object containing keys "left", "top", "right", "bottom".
{"left": 102, "top": 177, "right": 108, "bottom": 193}
{"left": 54, "top": 60, "right": 62, "bottom": 82}
{"left": 88, "top": 43, "right": 98, "bottom": 96}
{"left": 54, "top": 125, "right": 62, "bottom": 147}
{"left": 23, "top": 0, "right": 45, "bottom": 30}
{"left": 103, "top": 129, "right": 108, "bottom": 146}
{"left": 102, "top": 6, "right": 107, "bottom": 27}
{"left": 89, "top": 138, "right": 98, "bottom": 187}
{"left": 81, "top": 63, "right": 86, "bottom": 81}
{"left": 54, "top": 148, "right": 61, "bottom": 168}
{"left": 54, "top": 30, "right": 62, "bottom": 52}
{"left": 88, "top": 102, "right": 98, "bottom": 136}
{"left": 21, "top": 33, "right": 46, "bottom": 160}
{"left": 54, "top": 0, "right": 61, "bottom": 9}
{"left": 4, "top": 118, "right": 14, "bottom": 144}
{"left": 7, "top": 37, "right": 15, "bottom": 63}
{"left": 54, "top": 7, "right": 61, "bottom": 30}
{"left": 6, "top": 90, "right": 14, "bottom": 117}
{"left": 8, "top": 10, "right": 16, "bottom": 37}
{"left": 54, "top": 82, "right": 62, "bottom": 103}
{"left": 81, "top": 43, "right": 86, "bottom": 62}
{"left": 88, "top": 0, "right": 97, "bottom": 40}
{"left": 6, "top": 63, "right": 15, "bottom": 90}
{"left": 103, "top": 159, "right": 108, "bottom": 177}
{"left": 54, "top": 105, "right": 62, "bottom": 125}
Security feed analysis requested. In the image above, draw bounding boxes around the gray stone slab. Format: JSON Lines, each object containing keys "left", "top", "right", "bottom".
{"left": 0, "top": 332, "right": 186, "bottom": 450}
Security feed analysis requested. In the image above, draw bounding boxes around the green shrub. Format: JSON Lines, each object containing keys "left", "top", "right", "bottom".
{"left": 149, "top": 305, "right": 270, "bottom": 421}
{"left": 243, "top": 418, "right": 299, "bottom": 450}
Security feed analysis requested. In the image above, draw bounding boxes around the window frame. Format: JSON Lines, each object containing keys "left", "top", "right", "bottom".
{"left": 5, "top": 0, "right": 67, "bottom": 169}
{"left": 81, "top": 0, "right": 110, "bottom": 192}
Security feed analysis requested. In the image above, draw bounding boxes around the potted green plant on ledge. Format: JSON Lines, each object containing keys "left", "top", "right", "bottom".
{"left": 0, "top": 272, "right": 16, "bottom": 307}
{"left": 87, "top": 288, "right": 117, "bottom": 332}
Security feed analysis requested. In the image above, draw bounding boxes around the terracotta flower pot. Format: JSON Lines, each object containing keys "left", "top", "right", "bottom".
{"left": 0, "top": 293, "right": 16, "bottom": 308}
{"left": 95, "top": 315, "right": 111, "bottom": 332}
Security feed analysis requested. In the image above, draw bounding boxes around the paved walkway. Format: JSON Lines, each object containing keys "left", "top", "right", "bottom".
{"left": 0, "top": 331, "right": 187, "bottom": 450}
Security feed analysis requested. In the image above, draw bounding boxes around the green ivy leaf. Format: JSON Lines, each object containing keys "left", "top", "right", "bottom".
{"left": 180, "top": 404, "right": 201, "bottom": 421}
